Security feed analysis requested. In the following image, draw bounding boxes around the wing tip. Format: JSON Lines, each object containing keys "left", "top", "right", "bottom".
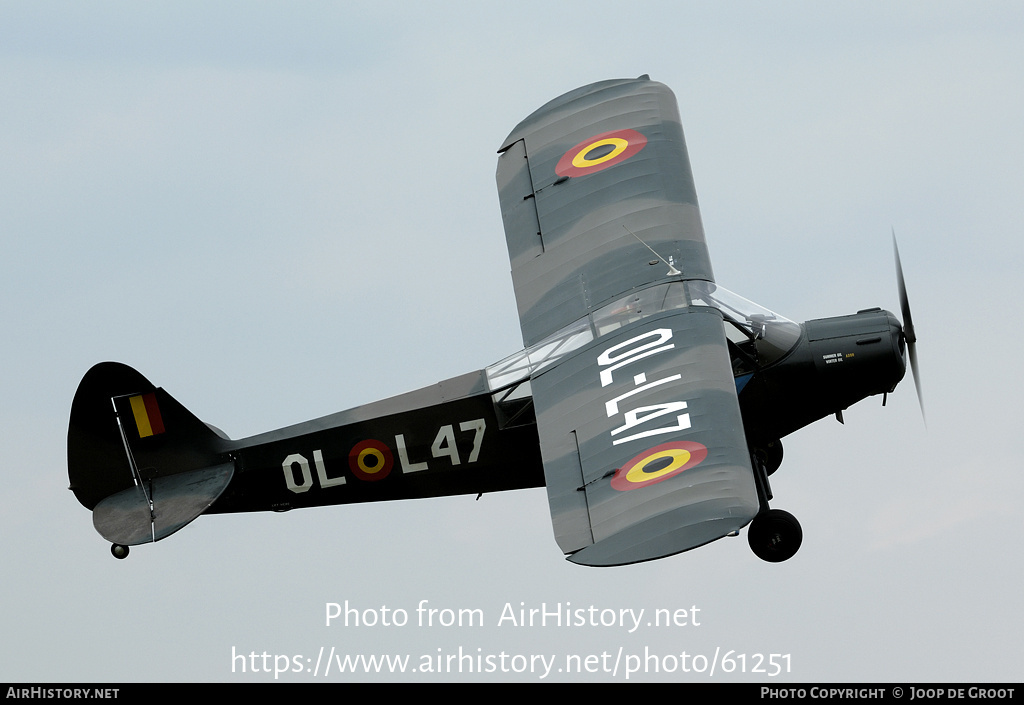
{"left": 498, "top": 75, "right": 663, "bottom": 152}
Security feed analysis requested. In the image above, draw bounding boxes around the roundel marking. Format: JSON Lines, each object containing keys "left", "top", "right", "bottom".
{"left": 348, "top": 439, "right": 394, "bottom": 482}
{"left": 611, "top": 441, "right": 708, "bottom": 492}
{"left": 555, "top": 128, "right": 648, "bottom": 178}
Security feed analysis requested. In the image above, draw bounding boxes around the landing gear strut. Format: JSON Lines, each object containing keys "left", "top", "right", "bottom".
{"left": 747, "top": 445, "right": 802, "bottom": 562}
{"left": 753, "top": 439, "right": 783, "bottom": 476}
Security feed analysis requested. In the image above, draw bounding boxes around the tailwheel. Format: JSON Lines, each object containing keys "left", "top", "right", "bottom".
{"left": 747, "top": 509, "right": 802, "bottom": 562}
{"left": 110, "top": 543, "right": 129, "bottom": 560}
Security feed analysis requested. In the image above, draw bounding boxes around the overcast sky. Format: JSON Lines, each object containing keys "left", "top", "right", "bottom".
{"left": 2, "top": 1, "right": 1022, "bottom": 683}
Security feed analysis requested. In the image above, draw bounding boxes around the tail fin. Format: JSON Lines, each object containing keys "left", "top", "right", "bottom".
{"left": 68, "top": 362, "right": 234, "bottom": 547}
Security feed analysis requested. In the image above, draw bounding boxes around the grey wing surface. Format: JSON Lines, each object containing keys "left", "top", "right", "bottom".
{"left": 496, "top": 77, "right": 758, "bottom": 565}
{"left": 497, "top": 76, "right": 713, "bottom": 347}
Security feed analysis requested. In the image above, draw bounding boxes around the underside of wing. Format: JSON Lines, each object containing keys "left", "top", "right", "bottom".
{"left": 497, "top": 77, "right": 758, "bottom": 565}
{"left": 497, "top": 76, "right": 713, "bottom": 347}
{"left": 530, "top": 307, "right": 758, "bottom": 566}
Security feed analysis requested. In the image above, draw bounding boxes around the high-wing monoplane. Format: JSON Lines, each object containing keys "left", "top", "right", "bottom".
{"left": 68, "top": 76, "right": 921, "bottom": 564}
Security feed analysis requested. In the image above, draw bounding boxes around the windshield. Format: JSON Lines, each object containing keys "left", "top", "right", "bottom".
{"left": 485, "top": 280, "right": 801, "bottom": 392}
{"left": 686, "top": 281, "right": 801, "bottom": 366}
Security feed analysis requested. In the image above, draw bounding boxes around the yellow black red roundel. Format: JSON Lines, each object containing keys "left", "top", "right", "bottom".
{"left": 611, "top": 441, "right": 708, "bottom": 491}
{"left": 555, "top": 129, "right": 648, "bottom": 177}
{"left": 348, "top": 439, "right": 394, "bottom": 482}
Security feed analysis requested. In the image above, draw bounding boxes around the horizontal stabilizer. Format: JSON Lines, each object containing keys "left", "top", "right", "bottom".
{"left": 93, "top": 462, "right": 234, "bottom": 545}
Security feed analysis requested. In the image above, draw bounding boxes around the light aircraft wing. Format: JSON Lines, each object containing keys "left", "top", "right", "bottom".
{"left": 497, "top": 75, "right": 714, "bottom": 348}
{"left": 496, "top": 76, "right": 759, "bottom": 565}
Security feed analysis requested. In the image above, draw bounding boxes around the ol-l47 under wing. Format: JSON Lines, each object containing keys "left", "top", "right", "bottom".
{"left": 531, "top": 309, "right": 758, "bottom": 566}
{"left": 497, "top": 76, "right": 758, "bottom": 565}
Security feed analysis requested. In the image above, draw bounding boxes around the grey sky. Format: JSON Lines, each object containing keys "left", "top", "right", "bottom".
{"left": 2, "top": 1, "right": 1022, "bottom": 682}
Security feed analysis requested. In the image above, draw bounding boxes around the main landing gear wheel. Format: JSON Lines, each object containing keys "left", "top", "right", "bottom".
{"left": 748, "top": 509, "right": 802, "bottom": 562}
{"left": 110, "top": 543, "right": 129, "bottom": 560}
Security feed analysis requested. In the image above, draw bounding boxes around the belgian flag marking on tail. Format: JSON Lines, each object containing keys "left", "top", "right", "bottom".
{"left": 129, "top": 392, "right": 165, "bottom": 438}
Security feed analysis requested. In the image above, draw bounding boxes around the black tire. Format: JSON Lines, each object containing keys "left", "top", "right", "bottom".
{"left": 110, "top": 544, "right": 129, "bottom": 560}
{"left": 748, "top": 509, "right": 802, "bottom": 562}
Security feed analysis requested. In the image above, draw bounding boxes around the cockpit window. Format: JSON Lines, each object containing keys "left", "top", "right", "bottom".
{"left": 686, "top": 281, "right": 801, "bottom": 366}
{"left": 485, "top": 280, "right": 801, "bottom": 394}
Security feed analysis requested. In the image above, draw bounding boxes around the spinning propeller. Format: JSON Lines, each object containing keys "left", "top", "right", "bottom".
{"left": 893, "top": 230, "right": 924, "bottom": 424}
